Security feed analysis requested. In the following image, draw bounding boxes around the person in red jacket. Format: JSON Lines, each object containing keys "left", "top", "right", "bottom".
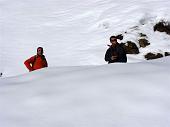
{"left": 24, "top": 47, "right": 48, "bottom": 72}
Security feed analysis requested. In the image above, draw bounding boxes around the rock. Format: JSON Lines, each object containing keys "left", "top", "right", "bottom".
{"left": 121, "top": 41, "right": 139, "bottom": 54}
{"left": 116, "top": 34, "right": 123, "bottom": 40}
{"left": 154, "top": 21, "right": 170, "bottom": 35}
{"left": 144, "top": 52, "right": 163, "bottom": 60}
{"left": 138, "top": 38, "right": 150, "bottom": 48}
{"left": 139, "top": 33, "right": 147, "bottom": 37}
{"left": 165, "top": 52, "right": 170, "bottom": 56}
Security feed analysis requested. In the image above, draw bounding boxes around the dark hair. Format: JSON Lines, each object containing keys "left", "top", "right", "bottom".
{"left": 110, "top": 34, "right": 123, "bottom": 41}
{"left": 110, "top": 36, "right": 117, "bottom": 42}
{"left": 37, "top": 47, "right": 44, "bottom": 54}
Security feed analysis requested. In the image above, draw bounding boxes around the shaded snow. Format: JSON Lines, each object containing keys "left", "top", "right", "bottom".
{"left": 0, "top": 57, "right": 170, "bottom": 127}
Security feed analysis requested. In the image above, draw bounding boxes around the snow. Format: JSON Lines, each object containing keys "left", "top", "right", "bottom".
{"left": 1, "top": 0, "right": 170, "bottom": 76}
{"left": 0, "top": 57, "right": 170, "bottom": 127}
{"left": 1, "top": 0, "right": 170, "bottom": 126}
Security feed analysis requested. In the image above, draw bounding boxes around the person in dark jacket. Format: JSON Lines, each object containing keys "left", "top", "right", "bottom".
{"left": 105, "top": 36, "right": 127, "bottom": 64}
{"left": 24, "top": 47, "right": 48, "bottom": 72}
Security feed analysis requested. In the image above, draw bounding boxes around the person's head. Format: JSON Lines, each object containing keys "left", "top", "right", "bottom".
{"left": 110, "top": 36, "right": 118, "bottom": 46}
{"left": 37, "top": 47, "right": 44, "bottom": 56}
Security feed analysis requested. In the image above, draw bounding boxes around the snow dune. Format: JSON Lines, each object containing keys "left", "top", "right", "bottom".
{"left": 0, "top": 57, "right": 170, "bottom": 127}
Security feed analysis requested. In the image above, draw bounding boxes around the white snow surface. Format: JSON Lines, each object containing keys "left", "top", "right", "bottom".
{"left": 1, "top": 0, "right": 170, "bottom": 76}
{"left": 1, "top": 0, "right": 170, "bottom": 126}
{"left": 0, "top": 57, "right": 170, "bottom": 127}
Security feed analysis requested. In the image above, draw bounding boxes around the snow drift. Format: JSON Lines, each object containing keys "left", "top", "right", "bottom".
{"left": 0, "top": 57, "right": 170, "bottom": 127}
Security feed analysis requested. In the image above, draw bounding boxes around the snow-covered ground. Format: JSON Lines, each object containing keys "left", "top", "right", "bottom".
{"left": 1, "top": 0, "right": 170, "bottom": 126}
{"left": 0, "top": 57, "right": 170, "bottom": 127}
{"left": 1, "top": 0, "right": 170, "bottom": 76}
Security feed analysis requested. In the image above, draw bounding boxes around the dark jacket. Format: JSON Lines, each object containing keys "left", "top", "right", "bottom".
{"left": 105, "top": 44, "right": 127, "bottom": 63}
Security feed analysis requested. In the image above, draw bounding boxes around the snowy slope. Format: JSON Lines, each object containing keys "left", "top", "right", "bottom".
{"left": 1, "top": 0, "right": 170, "bottom": 126}
{"left": 1, "top": 0, "right": 170, "bottom": 76}
{"left": 0, "top": 57, "right": 170, "bottom": 127}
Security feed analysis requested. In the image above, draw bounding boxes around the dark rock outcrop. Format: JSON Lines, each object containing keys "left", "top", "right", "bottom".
{"left": 138, "top": 38, "right": 150, "bottom": 48}
{"left": 154, "top": 21, "right": 170, "bottom": 35}
{"left": 116, "top": 34, "right": 123, "bottom": 40}
{"left": 121, "top": 41, "right": 139, "bottom": 54}
{"left": 144, "top": 52, "right": 163, "bottom": 60}
{"left": 165, "top": 52, "right": 170, "bottom": 56}
{"left": 139, "top": 33, "right": 147, "bottom": 37}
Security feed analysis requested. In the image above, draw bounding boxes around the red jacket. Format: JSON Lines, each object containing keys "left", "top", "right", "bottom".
{"left": 24, "top": 55, "right": 48, "bottom": 71}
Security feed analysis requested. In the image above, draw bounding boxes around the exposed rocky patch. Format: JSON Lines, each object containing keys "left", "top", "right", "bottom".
{"left": 139, "top": 33, "right": 147, "bottom": 37}
{"left": 138, "top": 38, "right": 150, "bottom": 48}
{"left": 138, "top": 33, "right": 150, "bottom": 48}
{"left": 121, "top": 41, "right": 139, "bottom": 54}
{"left": 154, "top": 21, "right": 170, "bottom": 35}
{"left": 144, "top": 52, "right": 163, "bottom": 60}
{"left": 113, "top": 21, "right": 170, "bottom": 61}
{"left": 115, "top": 34, "right": 123, "bottom": 40}
{"left": 165, "top": 52, "right": 170, "bottom": 56}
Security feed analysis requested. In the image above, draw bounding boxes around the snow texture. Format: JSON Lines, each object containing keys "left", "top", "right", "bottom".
{"left": 1, "top": 0, "right": 170, "bottom": 127}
